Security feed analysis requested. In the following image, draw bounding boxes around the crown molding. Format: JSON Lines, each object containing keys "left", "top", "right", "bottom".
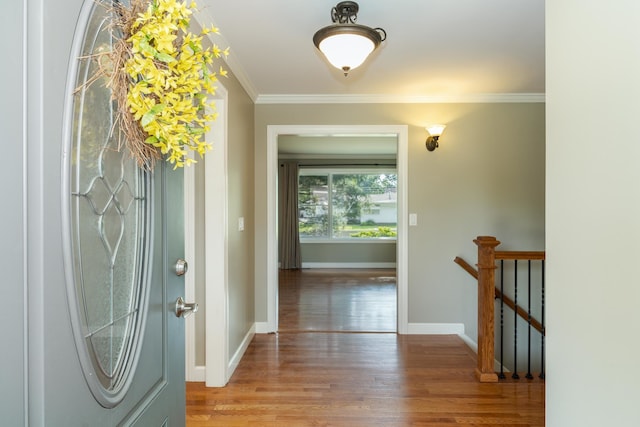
{"left": 255, "top": 93, "right": 545, "bottom": 104}
{"left": 222, "top": 53, "right": 258, "bottom": 102}
{"left": 196, "top": 11, "right": 259, "bottom": 102}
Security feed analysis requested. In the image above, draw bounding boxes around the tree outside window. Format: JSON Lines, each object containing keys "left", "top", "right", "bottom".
{"left": 298, "top": 170, "right": 397, "bottom": 240}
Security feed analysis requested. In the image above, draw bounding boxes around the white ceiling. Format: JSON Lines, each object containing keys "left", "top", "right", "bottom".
{"left": 200, "top": 0, "right": 545, "bottom": 103}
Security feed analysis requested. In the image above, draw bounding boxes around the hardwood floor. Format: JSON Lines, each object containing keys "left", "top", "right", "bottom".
{"left": 278, "top": 268, "right": 397, "bottom": 332}
{"left": 186, "top": 269, "right": 545, "bottom": 426}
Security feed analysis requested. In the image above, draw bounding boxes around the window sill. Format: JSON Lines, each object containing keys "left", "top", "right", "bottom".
{"left": 300, "top": 239, "right": 396, "bottom": 244}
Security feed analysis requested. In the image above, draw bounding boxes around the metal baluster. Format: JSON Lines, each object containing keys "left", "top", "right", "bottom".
{"left": 539, "top": 260, "right": 545, "bottom": 380}
{"left": 512, "top": 260, "right": 519, "bottom": 380}
{"left": 498, "top": 260, "right": 506, "bottom": 379}
{"left": 526, "top": 260, "right": 533, "bottom": 379}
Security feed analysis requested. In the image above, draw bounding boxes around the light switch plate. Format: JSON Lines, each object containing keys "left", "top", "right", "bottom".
{"left": 409, "top": 213, "right": 417, "bottom": 226}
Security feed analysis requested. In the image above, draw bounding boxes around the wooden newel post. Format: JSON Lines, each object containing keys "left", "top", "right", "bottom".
{"left": 474, "top": 236, "right": 500, "bottom": 382}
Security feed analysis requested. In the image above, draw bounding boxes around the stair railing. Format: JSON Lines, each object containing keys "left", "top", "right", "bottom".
{"left": 455, "top": 236, "right": 545, "bottom": 382}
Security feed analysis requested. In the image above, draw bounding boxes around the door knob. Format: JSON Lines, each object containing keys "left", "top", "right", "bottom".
{"left": 175, "top": 296, "right": 198, "bottom": 318}
{"left": 174, "top": 259, "right": 188, "bottom": 276}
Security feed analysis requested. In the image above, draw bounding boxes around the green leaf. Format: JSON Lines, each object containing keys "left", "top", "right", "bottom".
{"left": 155, "top": 52, "right": 176, "bottom": 63}
{"left": 145, "top": 135, "right": 158, "bottom": 144}
{"left": 141, "top": 104, "right": 165, "bottom": 127}
{"left": 139, "top": 38, "right": 157, "bottom": 57}
{"left": 189, "top": 41, "right": 201, "bottom": 53}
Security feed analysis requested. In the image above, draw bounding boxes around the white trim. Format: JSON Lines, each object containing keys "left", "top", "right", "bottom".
{"left": 256, "top": 93, "right": 546, "bottom": 105}
{"left": 280, "top": 153, "right": 396, "bottom": 160}
{"left": 395, "top": 126, "right": 408, "bottom": 335}
{"left": 458, "top": 333, "right": 478, "bottom": 352}
{"left": 186, "top": 366, "right": 206, "bottom": 383}
{"left": 254, "top": 322, "right": 272, "bottom": 334}
{"left": 301, "top": 262, "right": 396, "bottom": 269}
{"left": 194, "top": 10, "right": 258, "bottom": 102}
{"left": 457, "top": 334, "right": 505, "bottom": 372}
{"left": 204, "top": 83, "right": 230, "bottom": 387}
{"left": 266, "top": 125, "right": 409, "bottom": 335}
{"left": 406, "top": 323, "right": 465, "bottom": 335}
{"left": 227, "top": 325, "right": 255, "bottom": 380}
{"left": 183, "top": 158, "right": 198, "bottom": 381}
{"left": 301, "top": 239, "right": 396, "bottom": 244}
{"left": 266, "top": 127, "right": 279, "bottom": 333}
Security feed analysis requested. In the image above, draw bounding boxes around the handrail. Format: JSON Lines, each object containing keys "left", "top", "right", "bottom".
{"left": 495, "top": 251, "right": 545, "bottom": 261}
{"left": 457, "top": 236, "right": 546, "bottom": 382}
{"left": 454, "top": 256, "right": 544, "bottom": 335}
{"left": 454, "top": 256, "right": 478, "bottom": 279}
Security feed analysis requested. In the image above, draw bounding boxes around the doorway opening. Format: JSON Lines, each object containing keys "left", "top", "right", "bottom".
{"left": 278, "top": 136, "right": 398, "bottom": 332}
{"left": 266, "top": 125, "right": 409, "bottom": 334}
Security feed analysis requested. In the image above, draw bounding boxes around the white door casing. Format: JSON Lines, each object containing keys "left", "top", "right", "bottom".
{"left": 264, "top": 125, "right": 409, "bottom": 334}
{"left": 184, "top": 83, "right": 230, "bottom": 386}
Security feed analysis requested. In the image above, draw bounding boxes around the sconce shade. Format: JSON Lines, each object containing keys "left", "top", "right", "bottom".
{"left": 426, "top": 124, "right": 446, "bottom": 137}
{"left": 313, "top": 2, "right": 386, "bottom": 76}
{"left": 425, "top": 125, "right": 446, "bottom": 151}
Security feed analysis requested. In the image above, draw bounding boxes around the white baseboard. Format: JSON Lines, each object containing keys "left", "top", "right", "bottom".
{"left": 458, "top": 333, "right": 478, "bottom": 352}
{"left": 187, "top": 366, "right": 206, "bottom": 382}
{"left": 410, "top": 327, "right": 505, "bottom": 372}
{"left": 190, "top": 325, "right": 256, "bottom": 386}
{"left": 227, "top": 324, "right": 255, "bottom": 380}
{"left": 301, "top": 262, "right": 396, "bottom": 269}
{"left": 255, "top": 322, "right": 273, "bottom": 334}
{"left": 457, "top": 333, "right": 505, "bottom": 372}
{"left": 406, "top": 323, "right": 465, "bottom": 335}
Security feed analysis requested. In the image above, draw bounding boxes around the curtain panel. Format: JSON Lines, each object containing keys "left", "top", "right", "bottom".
{"left": 278, "top": 161, "right": 302, "bottom": 269}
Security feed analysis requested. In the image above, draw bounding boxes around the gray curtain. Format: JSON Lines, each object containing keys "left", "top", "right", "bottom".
{"left": 278, "top": 161, "right": 302, "bottom": 269}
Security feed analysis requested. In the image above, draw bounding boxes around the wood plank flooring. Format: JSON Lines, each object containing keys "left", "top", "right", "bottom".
{"left": 186, "top": 269, "right": 545, "bottom": 426}
{"left": 278, "top": 268, "right": 397, "bottom": 332}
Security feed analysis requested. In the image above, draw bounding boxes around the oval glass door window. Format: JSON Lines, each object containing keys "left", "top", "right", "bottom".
{"left": 63, "top": 0, "right": 153, "bottom": 408}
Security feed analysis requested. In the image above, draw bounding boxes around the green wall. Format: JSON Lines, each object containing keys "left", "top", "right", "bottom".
{"left": 301, "top": 242, "right": 396, "bottom": 265}
{"left": 255, "top": 102, "right": 545, "bottom": 341}
{"left": 193, "top": 53, "right": 256, "bottom": 367}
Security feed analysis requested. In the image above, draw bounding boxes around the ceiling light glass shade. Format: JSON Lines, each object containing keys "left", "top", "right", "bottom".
{"left": 313, "top": 2, "right": 386, "bottom": 76}
{"left": 314, "top": 25, "right": 381, "bottom": 75}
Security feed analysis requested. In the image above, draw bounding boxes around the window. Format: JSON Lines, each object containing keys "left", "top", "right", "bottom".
{"left": 65, "top": 1, "right": 151, "bottom": 407}
{"left": 298, "top": 169, "right": 397, "bottom": 240}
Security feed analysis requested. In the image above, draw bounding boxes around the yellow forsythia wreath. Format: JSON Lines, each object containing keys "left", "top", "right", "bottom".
{"left": 113, "top": 0, "right": 228, "bottom": 168}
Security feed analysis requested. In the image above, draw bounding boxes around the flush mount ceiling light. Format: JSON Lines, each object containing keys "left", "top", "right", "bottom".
{"left": 313, "top": 1, "right": 386, "bottom": 76}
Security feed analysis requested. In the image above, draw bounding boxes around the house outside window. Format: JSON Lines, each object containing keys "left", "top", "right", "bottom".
{"left": 298, "top": 169, "right": 397, "bottom": 240}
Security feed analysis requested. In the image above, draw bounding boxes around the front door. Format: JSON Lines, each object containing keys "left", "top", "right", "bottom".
{"left": 27, "top": 0, "right": 188, "bottom": 425}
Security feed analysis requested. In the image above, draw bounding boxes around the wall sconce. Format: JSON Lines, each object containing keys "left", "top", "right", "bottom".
{"left": 425, "top": 125, "right": 446, "bottom": 151}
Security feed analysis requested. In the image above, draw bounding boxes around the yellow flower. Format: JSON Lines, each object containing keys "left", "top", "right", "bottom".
{"left": 121, "top": 0, "right": 228, "bottom": 168}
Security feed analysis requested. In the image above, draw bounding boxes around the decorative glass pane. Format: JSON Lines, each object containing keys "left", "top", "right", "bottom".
{"left": 64, "top": 0, "right": 152, "bottom": 408}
